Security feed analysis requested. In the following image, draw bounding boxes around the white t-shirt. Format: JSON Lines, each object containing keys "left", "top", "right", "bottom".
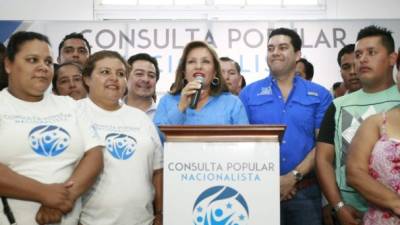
{"left": 78, "top": 98, "right": 163, "bottom": 225}
{"left": 0, "top": 90, "right": 102, "bottom": 225}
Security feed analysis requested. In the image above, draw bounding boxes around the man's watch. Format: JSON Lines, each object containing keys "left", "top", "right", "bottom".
{"left": 292, "top": 170, "right": 303, "bottom": 182}
{"left": 333, "top": 201, "right": 345, "bottom": 213}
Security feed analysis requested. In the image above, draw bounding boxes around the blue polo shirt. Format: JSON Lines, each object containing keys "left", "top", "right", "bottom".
{"left": 239, "top": 75, "right": 332, "bottom": 175}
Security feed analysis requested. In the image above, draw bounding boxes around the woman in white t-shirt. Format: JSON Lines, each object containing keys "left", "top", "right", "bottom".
{"left": 78, "top": 50, "right": 163, "bottom": 225}
{"left": 0, "top": 31, "right": 104, "bottom": 225}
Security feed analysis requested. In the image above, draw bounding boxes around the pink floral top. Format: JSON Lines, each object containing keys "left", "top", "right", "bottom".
{"left": 364, "top": 113, "right": 400, "bottom": 225}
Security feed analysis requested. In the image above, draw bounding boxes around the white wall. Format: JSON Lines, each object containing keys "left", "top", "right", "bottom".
{"left": 0, "top": 0, "right": 399, "bottom": 92}
{"left": 0, "top": 0, "right": 93, "bottom": 20}
{"left": 0, "top": 0, "right": 399, "bottom": 21}
{"left": 327, "top": 0, "right": 400, "bottom": 19}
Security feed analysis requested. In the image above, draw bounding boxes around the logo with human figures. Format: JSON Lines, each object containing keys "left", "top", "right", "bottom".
{"left": 193, "top": 186, "right": 249, "bottom": 225}
{"left": 29, "top": 125, "right": 71, "bottom": 157}
{"left": 106, "top": 133, "right": 136, "bottom": 160}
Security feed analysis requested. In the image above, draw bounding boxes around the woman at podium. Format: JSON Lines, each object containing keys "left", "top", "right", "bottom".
{"left": 154, "top": 41, "right": 248, "bottom": 125}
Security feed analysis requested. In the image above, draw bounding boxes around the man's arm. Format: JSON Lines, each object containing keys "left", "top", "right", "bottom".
{"left": 316, "top": 143, "right": 342, "bottom": 206}
{"left": 315, "top": 104, "right": 341, "bottom": 205}
{"left": 280, "top": 146, "right": 316, "bottom": 200}
{"left": 316, "top": 103, "right": 362, "bottom": 224}
{"left": 281, "top": 88, "right": 332, "bottom": 201}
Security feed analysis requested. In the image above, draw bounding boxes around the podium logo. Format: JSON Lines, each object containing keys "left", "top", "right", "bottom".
{"left": 29, "top": 125, "right": 70, "bottom": 157}
{"left": 193, "top": 186, "right": 249, "bottom": 225}
{"left": 106, "top": 133, "right": 136, "bottom": 160}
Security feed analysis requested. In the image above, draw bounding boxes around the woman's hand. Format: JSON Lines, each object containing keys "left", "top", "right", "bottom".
{"left": 153, "top": 213, "right": 162, "bottom": 225}
{"left": 39, "top": 182, "right": 74, "bottom": 214}
{"left": 35, "top": 206, "right": 63, "bottom": 225}
{"left": 389, "top": 198, "right": 400, "bottom": 216}
{"left": 178, "top": 79, "right": 202, "bottom": 112}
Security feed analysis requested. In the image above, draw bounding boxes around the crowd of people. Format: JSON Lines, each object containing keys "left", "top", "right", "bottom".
{"left": 0, "top": 24, "right": 399, "bottom": 225}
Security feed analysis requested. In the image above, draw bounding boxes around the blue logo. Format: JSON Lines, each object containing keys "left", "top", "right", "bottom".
{"left": 106, "top": 133, "right": 136, "bottom": 160}
{"left": 193, "top": 186, "right": 249, "bottom": 225}
{"left": 257, "top": 86, "right": 272, "bottom": 96}
{"left": 29, "top": 125, "right": 71, "bottom": 157}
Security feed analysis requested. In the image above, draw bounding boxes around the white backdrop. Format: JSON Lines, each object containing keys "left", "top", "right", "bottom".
{"left": 13, "top": 19, "right": 400, "bottom": 95}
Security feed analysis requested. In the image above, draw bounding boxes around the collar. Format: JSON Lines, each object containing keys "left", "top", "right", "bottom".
{"left": 123, "top": 95, "right": 156, "bottom": 113}
{"left": 147, "top": 100, "right": 157, "bottom": 113}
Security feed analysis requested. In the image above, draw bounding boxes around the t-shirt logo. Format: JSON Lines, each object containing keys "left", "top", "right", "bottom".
{"left": 29, "top": 125, "right": 71, "bottom": 157}
{"left": 106, "top": 133, "right": 136, "bottom": 160}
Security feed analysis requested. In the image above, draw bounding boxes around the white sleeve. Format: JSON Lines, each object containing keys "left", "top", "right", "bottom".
{"left": 75, "top": 101, "right": 104, "bottom": 152}
{"left": 147, "top": 119, "right": 163, "bottom": 170}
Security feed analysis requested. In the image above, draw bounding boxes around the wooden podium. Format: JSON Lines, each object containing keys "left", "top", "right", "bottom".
{"left": 160, "top": 125, "right": 285, "bottom": 225}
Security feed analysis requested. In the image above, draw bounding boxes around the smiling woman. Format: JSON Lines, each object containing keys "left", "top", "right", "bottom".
{"left": 153, "top": 40, "right": 249, "bottom": 125}
{"left": 82, "top": 50, "right": 128, "bottom": 111}
{"left": 78, "top": 50, "right": 164, "bottom": 225}
{"left": 0, "top": 31, "right": 104, "bottom": 225}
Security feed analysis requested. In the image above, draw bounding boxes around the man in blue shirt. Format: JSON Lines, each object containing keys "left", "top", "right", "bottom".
{"left": 240, "top": 27, "right": 332, "bottom": 225}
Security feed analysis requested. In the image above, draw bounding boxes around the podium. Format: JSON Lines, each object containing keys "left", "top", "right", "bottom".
{"left": 160, "top": 125, "right": 285, "bottom": 225}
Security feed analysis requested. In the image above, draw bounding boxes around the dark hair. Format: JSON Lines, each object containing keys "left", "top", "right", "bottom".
{"left": 52, "top": 62, "right": 83, "bottom": 94}
{"left": 83, "top": 50, "right": 128, "bottom": 78}
{"left": 241, "top": 75, "right": 246, "bottom": 88}
{"left": 6, "top": 31, "right": 50, "bottom": 62}
{"left": 58, "top": 32, "right": 91, "bottom": 56}
{"left": 219, "top": 57, "right": 241, "bottom": 74}
{"left": 296, "top": 58, "right": 314, "bottom": 80}
{"left": 0, "top": 43, "right": 7, "bottom": 90}
{"left": 356, "top": 25, "right": 395, "bottom": 53}
{"left": 332, "top": 82, "right": 342, "bottom": 90}
{"left": 170, "top": 41, "right": 227, "bottom": 96}
{"left": 337, "top": 44, "right": 355, "bottom": 66}
{"left": 220, "top": 56, "right": 246, "bottom": 90}
{"left": 269, "top": 28, "right": 302, "bottom": 52}
{"left": 0, "top": 43, "right": 5, "bottom": 57}
{"left": 397, "top": 47, "right": 400, "bottom": 70}
{"left": 127, "top": 53, "right": 160, "bottom": 81}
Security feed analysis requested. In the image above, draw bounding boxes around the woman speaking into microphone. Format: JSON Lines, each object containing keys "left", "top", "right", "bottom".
{"left": 154, "top": 41, "right": 248, "bottom": 125}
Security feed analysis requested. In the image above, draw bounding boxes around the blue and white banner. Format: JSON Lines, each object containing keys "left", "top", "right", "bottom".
{"left": 1, "top": 20, "right": 400, "bottom": 95}
{"left": 164, "top": 141, "right": 280, "bottom": 225}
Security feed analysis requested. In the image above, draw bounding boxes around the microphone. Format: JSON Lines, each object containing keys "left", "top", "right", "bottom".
{"left": 189, "top": 75, "right": 205, "bottom": 109}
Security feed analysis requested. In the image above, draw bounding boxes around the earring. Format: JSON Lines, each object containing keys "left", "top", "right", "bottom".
{"left": 211, "top": 77, "right": 220, "bottom": 87}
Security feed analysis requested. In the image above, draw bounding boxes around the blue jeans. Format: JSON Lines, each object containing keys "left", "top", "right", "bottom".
{"left": 281, "top": 184, "right": 322, "bottom": 225}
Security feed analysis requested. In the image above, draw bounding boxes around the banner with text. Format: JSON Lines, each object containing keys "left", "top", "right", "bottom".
{"left": 164, "top": 141, "right": 280, "bottom": 225}
{"left": 1, "top": 20, "right": 399, "bottom": 95}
